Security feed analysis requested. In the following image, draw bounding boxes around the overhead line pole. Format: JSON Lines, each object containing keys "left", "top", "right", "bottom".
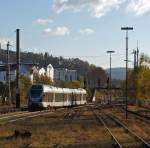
{"left": 16, "top": 29, "right": 20, "bottom": 108}
{"left": 137, "top": 41, "right": 139, "bottom": 68}
{"left": 132, "top": 50, "right": 137, "bottom": 69}
{"left": 121, "top": 26, "right": 133, "bottom": 119}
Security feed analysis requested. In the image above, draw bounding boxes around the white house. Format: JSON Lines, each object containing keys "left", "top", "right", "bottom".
{"left": 46, "top": 64, "right": 54, "bottom": 82}
{"left": 54, "top": 68, "right": 77, "bottom": 81}
{"left": 30, "top": 64, "right": 54, "bottom": 83}
{"left": 0, "top": 63, "right": 58, "bottom": 84}
{"left": 38, "top": 67, "right": 46, "bottom": 76}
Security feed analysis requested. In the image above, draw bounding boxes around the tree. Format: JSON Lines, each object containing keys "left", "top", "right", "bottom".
{"left": 20, "top": 76, "right": 32, "bottom": 104}
{"left": 86, "top": 66, "right": 107, "bottom": 88}
{"left": 9, "top": 76, "right": 32, "bottom": 105}
{"left": 34, "top": 75, "right": 52, "bottom": 85}
{"left": 125, "top": 53, "right": 150, "bottom": 105}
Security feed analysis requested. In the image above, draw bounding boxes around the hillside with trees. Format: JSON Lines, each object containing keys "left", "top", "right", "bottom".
{"left": 0, "top": 49, "right": 106, "bottom": 78}
{"left": 0, "top": 48, "right": 108, "bottom": 104}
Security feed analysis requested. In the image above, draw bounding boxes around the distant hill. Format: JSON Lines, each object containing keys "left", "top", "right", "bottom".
{"left": 0, "top": 48, "right": 106, "bottom": 81}
{"left": 105, "top": 67, "right": 126, "bottom": 80}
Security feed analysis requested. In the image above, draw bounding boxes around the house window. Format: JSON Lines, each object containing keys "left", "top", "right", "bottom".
{"left": 58, "top": 72, "right": 60, "bottom": 80}
{"left": 65, "top": 75, "right": 67, "bottom": 81}
{"left": 70, "top": 75, "right": 72, "bottom": 81}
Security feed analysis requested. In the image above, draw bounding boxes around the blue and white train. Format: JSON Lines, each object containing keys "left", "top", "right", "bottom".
{"left": 28, "top": 84, "right": 87, "bottom": 109}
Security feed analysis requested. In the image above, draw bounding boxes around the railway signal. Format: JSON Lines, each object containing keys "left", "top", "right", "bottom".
{"left": 106, "top": 50, "right": 115, "bottom": 103}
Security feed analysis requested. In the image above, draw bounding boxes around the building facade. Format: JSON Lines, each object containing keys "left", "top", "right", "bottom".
{"left": 30, "top": 64, "right": 54, "bottom": 82}
{"left": 0, "top": 61, "right": 16, "bottom": 84}
{"left": 54, "top": 68, "right": 77, "bottom": 81}
{"left": 46, "top": 64, "right": 54, "bottom": 82}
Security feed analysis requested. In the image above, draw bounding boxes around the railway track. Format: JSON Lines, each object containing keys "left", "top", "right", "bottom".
{"left": 119, "top": 107, "right": 150, "bottom": 123}
{"left": 62, "top": 104, "right": 91, "bottom": 120}
{"left": 0, "top": 109, "right": 66, "bottom": 125}
{"left": 63, "top": 107, "right": 82, "bottom": 120}
{"left": 127, "top": 109, "right": 150, "bottom": 119}
{"left": 0, "top": 105, "right": 87, "bottom": 125}
{"left": 92, "top": 108, "right": 150, "bottom": 148}
{"left": 0, "top": 106, "right": 27, "bottom": 115}
{"left": 93, "top": 110, "right": 123, "bottom": 148}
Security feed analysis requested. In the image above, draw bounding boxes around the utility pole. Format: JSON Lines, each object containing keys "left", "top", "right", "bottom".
{"left": 6, "top": 41, "right": 11, "bottom": 103}
{"left": 137, "top": 41, "right": 139, "bottom": 68}
{"left": 106, "top": 50, "right": 115, "bottom": 103}
{"left": 136, "top": 41, "right": 139, "bottom": 106}
{"left": 121, "top": 26, "right": 133, "bottom": 119}
{"left": 16, "top": 29, "right": 20, "bottom": 108}
{"left": 132, "top": 49, "right": 137, "bottom": 69}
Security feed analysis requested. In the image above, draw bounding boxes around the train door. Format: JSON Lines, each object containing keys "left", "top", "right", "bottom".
{"left": 71, "top": 92, "right": 74, "bottom": 107}
{"left": 80, "top": 93, "right": 81, "bottom": 105}
{"left": 71, "top": 92, "right": 77, "bottom": 106}
{"left": 63, "top": 93, "right": 65, "bottom": 107}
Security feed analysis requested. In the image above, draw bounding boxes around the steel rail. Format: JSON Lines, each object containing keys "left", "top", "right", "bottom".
{"left": 122, "top": 108, "right": 150, "bottom": 124}
{"left": 1, "top": 106, "right": 83, "bottom": 124}
{"left": 0, "top": 111, "right": 41, "bottom": 121}
{"left": 0, "top": 106, "right": 27, "bottom": 114}
{"left": 93, "top": 110, "right": 123, "bottom": 148}
{"left": 107, "top": 113, "right": 150, "bottom": 147}
{"left": 127, "top": 110, "right": 150, "bottom": 120}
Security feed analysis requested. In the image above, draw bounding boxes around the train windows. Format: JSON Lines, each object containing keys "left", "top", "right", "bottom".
{"left": 43, "top": 93, "right": 48, "bottom": 102}
{"left": 83, "top": 94, "right": 86, "bottom": 100}
{"left": 30, "top": 89, "right": 42, "bottom": 98}
{"left": 43, "top": 93, "right": 53, "bottom": 102}
{"left": 30, "top": 85, "right": 43, "bottom": 98}
{"left": 49, "top": 93, "right": 54, "bottom": 102}
{"left": 63, "top": 94, "right": 68, "bottom": 102}
{"left": 76, "top": 94, "right": 81, "bottom": 101}
{"left": 68, "top": 94, "right": 72, "bottom": 102}
{"left": 55, "top": 93, "right": 64, "bottom": 102}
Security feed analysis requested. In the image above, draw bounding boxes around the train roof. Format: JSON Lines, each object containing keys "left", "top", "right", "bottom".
{"left": 31, "top": 84, "right": 86, "bottom": 94}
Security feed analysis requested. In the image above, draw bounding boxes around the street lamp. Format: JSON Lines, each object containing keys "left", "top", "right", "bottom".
{"left": 107, "top": 50, "right": 115, "bottom": 103}
{"left": 6, "top": 42, "right": 11, "bottom": 104}
{"left": 121, "top": 26, "right": 133, "bottom": 119}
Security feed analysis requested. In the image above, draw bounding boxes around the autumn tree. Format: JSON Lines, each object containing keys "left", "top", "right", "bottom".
{"left": 126, "top": 53, "right": 150, "bottom": 105}
{"left": 34, "top": 74, "right": 52, "bottom": 85}
{"left": 20, "top": 75, "right": 32, "bottom": 104}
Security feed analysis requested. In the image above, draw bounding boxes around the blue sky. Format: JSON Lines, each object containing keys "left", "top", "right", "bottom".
{"left": 0, "top": 0, "right": 150, "bottom": 69}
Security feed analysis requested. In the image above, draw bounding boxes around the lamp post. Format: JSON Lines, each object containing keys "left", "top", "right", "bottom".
{"left": 6, "top": 42, "right": 11, "bottom": 103}
{"left": 121, "top": 27, "right": 133, "bottom": 119}
{"left": 107, "top": 50, "right": 115, "bottom": 103}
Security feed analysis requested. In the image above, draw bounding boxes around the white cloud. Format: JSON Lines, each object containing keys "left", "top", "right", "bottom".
{"left": 34, "top": 18, "right": 53, "bottom": 25}
{"left": 127, "top": 0, "right": 150, "bottom": 16}
{"left": 53, "top": 0, "right": 124, "bottom": 18}
{"left": 44, "top": 26, "right": 70, "bottom": 36}
{"left": 79, "top": 28, "right": 95, "bottom": 35}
